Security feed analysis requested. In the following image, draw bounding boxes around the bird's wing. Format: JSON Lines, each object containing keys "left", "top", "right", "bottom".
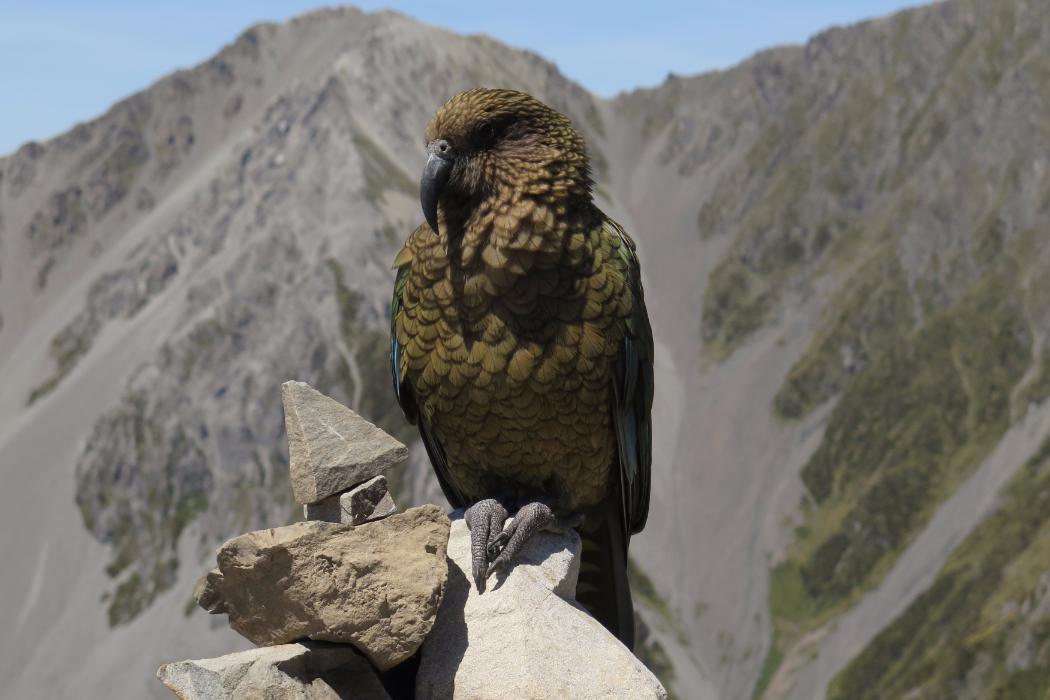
{"left": 607, "top": 218, "right": 654, "bottom": 537}
{"left": 390, "top": 231, "right": 469, "bottom": 509}
{"left": 389, "top": 242, "right": 417, "bottom": 424}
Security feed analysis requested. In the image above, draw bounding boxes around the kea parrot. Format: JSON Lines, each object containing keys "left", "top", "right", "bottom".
{"left": 389, "top": 87, "right": 653, "bottom": 648}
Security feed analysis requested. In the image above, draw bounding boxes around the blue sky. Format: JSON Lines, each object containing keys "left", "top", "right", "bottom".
{"left": 0, "top": 1, "right": 923, "bottom": 155}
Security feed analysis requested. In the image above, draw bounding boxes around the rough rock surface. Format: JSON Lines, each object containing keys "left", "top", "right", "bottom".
{"left": 304, "top": 474, "right": 396, "bottom": 524}
{"left": 157, "top": 642, "right": 392, "bottom": 699}
{"left": 196, "top": 505, "right": 450, "bottom": 670}
{"left": 416, "top": 514, "right": 666, "bottom": 699}
{"left": 282, "top": 381, "right": 408, "bottom": 504}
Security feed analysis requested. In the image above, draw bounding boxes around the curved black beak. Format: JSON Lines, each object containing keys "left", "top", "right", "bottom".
{"left": 420, "top": 141, "right": 453, "bottom": 233}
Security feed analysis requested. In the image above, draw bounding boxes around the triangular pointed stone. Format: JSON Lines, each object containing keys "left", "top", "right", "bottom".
{"left": 282, "top": 381, "right": 408, "bottom": 504}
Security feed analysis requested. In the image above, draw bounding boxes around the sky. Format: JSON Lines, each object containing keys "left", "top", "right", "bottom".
{"left": 0, "top": 0, "right": 924, "bottom": 155}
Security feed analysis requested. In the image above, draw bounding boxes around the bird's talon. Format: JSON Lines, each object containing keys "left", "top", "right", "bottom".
{"left": 482, "top": 502, "right": 580, "bottom": 581}
{"left": 472, "top": 560, "right": 489, "bottom": 593}
{"left": 464, "top": 498, "right": 508, "bottom": 593}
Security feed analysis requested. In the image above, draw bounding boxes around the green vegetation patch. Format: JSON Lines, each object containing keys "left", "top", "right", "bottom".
{"left": 751, "top": 630, "right": 784, "bottom": 700}
{"left": 26, "top": 323, "right": 94, "bottom": 405}
{"left": 634, "top": 611, "right": 679, "bottom": 700}
{"left": 794, "top": 260, "right": 1029, "bottom": 614}
{"left": 701, "top": 259, "right": 775, "bottom": 360}
{"left": 627, "top": 557, "right": 684, "bottom": 697}
{"left": 765, "top": 250, "right": 1034, "bottom": 667}
{"left": 24, "top": 186, "right": 87, "bottom": 256}
{"left": 700, "top": 162, "right": 820, "bottom": 359}
{"left": 698, "top": 71, "right": 888, "bottom": 359}
{"left": 628, "top": 558, "right": 674, "bottom": 624}
{"left": 828, "top": 437, "right": 1050, "bottom": 699}
{"left": 76, "top": 391, "right": 212, "bottom": 627}
{"left": 90, "top": 135, "right": 150, "bottom": 216}
{"left": 1019, "top": 353, "right": 1050, "bottom": 412}
{"left": 773, "top": 251, "right": 913, "bottom": 420}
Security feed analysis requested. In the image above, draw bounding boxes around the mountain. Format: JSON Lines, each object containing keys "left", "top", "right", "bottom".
{"left": 610, "top": 1, "right": 1050, "bottom": 698}
{"left": 1, "top": 1, "right": 1049, "bottom": 698}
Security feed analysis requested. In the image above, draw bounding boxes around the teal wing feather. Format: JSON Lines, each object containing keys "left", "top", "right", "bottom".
{"left": 607, "top": 218, "right": 654, "bottom": 537}
{"left": 389, "top": 261, "right": 416, "bottom": 423}
{"left": 390, "top": 243, "right": 468, "bottom": 508}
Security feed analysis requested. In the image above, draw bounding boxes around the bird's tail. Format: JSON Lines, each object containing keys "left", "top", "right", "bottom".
{"left": 575, "top": 490, "right": 635, "bottom": 650}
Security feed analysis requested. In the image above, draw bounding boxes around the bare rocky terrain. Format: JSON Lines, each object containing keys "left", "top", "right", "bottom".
{"left": 2, "top": 1, "right": 1050, "bottom": 698}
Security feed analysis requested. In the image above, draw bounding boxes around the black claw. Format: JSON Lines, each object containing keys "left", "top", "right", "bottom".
{"left": 473, "top": 560, "right": 489, "bottom": 594}
{"left": 464, "top": 499, "right": 507, "bottom": 594}
{"left": 486, "top": 531, "right": 509, "bottom": 561}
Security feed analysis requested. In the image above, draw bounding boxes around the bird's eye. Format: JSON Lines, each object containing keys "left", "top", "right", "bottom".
{"left": 478, "top": 122, "right": 498, "bottom": 145}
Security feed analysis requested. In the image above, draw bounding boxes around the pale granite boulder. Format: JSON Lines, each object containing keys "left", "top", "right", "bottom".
{"left": 157, "top": 642, "right": 391, "bottom": 699}
{"left": 416, "top": 513, "right": 667, "bottom": 699}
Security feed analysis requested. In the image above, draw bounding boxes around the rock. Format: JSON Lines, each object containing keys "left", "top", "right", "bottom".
{"left": 192, "top": 568, "right": 225, "bottom": 614}
{"left": 303, "top": 497, "right": 338, "bottom": 523}
{"left": 303, "top": 474, "right": 397, "bottom": 524}
{"left": 416, "top": 514, "right": 667, "bottom": 700}
{"left": 344, "top": 475, "right": 398, "bottom": 523}
{"left": 156, "top": 642, "right": 392, "bottom": 699}
{"left": 196, "top": 505, "right": 450, "bottom": 670}
{"left": 282, "top": 381, "right": 408, "bottom": 504}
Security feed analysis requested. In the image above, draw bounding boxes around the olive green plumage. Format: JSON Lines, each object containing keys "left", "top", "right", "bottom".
{"left": 390, "top": 88, "right": 653, "bottom": 645}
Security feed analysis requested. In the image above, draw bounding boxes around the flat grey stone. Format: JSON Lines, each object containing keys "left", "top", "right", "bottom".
{"left": 416, "top": 513, "right": 667, "bottom": 699}
{"left": 195, "top": 505, "right": 450, "bottom": 671}
{"left": 304, "top": 475, "right": 396, "bottom": 524}
{"left": 156, "top": 642, "right": 392, "bottom": 699}
{"left": 282, "top": 381, "right": 408, "bottom": 504}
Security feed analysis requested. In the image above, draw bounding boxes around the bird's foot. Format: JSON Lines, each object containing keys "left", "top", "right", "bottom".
{"left": 464, "top": 499, "right": 508, "bottom": 593}
{"left": 487, "top": 502, "right": 583, "bottom": 580}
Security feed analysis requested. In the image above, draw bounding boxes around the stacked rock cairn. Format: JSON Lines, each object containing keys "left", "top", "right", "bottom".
{"left": 156, "top": 381, "right": 667, "bottom": 700}
{"left": 283, "top": 380, "right": 405, "bottom": 526}
{"left": 158, "top": 381, "right": 446, "bottom": 699}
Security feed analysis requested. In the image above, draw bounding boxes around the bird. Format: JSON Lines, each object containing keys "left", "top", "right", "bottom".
{"left": 389, "top": 87, "right": 653, "bottom": 649}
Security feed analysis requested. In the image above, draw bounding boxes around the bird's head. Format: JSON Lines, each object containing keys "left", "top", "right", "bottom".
{"left": 420, "top": 88, "right": 592, "bottom": 234}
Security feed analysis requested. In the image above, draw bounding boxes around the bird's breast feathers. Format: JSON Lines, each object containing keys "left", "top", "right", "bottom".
{"left": 393, "top": 219, "right": 635, "bottom": 507}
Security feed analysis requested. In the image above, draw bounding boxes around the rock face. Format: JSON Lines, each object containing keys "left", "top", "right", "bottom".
{"left": 304, "top": 474, "right": 397, "bottom": 525}
{"left": 282, "top": 381, "right": 409, "bottom": 504}
{"left": 196, "top": 505, "right": 450, "bottom": 670}
{"left": 416, "top": 514, "right": 667, "bottom": 699}
{"left": 157, "top": 642, "right": 392, "bottom": 700}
